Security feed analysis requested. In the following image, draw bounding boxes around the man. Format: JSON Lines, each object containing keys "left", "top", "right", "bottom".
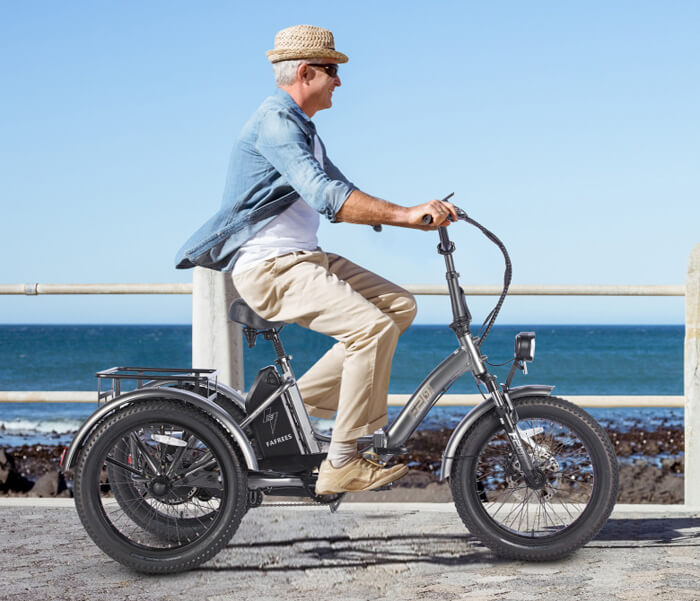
{"left": 175, "top": 25, "right": 457, "bottom": 495}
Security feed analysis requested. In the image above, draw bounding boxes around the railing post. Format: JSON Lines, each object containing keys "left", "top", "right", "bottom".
{"left": 685, "top": 243, "right": 700, "bottom": 507}
{"left": 192, "top": 267, "right": 244, "bottom": 391}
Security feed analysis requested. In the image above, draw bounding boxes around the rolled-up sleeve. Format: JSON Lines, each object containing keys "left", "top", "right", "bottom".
{"left": 324, "top": 153, "right": 354, "bottom": 189}
{"left": 256, "top": 110, "right": 355, "bottom": 222}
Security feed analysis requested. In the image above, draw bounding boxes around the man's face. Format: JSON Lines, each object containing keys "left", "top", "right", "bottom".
{"left": 303, "top": 59, "right": 341, "bottom": 112}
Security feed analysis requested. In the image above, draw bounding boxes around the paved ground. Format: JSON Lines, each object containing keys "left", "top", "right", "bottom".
{"left": 1, "top": 499, "right": 700, "bottom": 601}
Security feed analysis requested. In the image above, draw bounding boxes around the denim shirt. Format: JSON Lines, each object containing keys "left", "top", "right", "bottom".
{"left": 174, "top": 89, "right": 356, "bottom": 271}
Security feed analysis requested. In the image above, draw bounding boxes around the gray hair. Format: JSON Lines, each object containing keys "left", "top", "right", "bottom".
{"left": 272, "top": 59, "right": 306, "bottom": 86}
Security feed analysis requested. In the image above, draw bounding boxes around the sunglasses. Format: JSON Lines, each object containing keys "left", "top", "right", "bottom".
{"left": 307, "top": 63, "right": 339, "bottom": 78}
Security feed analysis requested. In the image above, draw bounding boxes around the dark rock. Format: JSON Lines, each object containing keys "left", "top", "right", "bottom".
{"left": 31, "top": 470, "right": 62, "bottom": 497}
{"left": 0, "top": 449, "right": 10, "bottom": 485}
{"left": 617, "top": 462, "right": 683, "bottom": 504}
{"left": 0, "top": 448, "right": 33, "bottom": 493}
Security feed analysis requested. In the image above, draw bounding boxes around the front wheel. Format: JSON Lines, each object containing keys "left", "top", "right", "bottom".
{"left": 450, "top": 395, "right": 618, "bottom": 560}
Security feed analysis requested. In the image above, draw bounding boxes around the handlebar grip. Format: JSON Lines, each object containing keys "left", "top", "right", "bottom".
{"left": 423, "top": 214, "right": 457, "bottom": 225}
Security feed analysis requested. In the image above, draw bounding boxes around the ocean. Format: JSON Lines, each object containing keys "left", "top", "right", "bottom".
{"left": 0, "top": 324, "right": 685, "bottom": 446}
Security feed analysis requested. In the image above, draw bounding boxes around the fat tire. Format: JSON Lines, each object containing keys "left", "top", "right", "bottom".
{"left": 450, "top": 395, "right": 618, "bottom": 561}
{"left": 74, "top": 400, "right": 247, "bottom": 573}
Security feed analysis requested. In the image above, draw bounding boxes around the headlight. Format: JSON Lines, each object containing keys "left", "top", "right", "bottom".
{"left": 514, "top": 332, "right": 536, "bottom": 362}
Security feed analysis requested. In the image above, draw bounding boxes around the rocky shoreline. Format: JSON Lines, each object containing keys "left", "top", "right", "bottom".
{"left": 0, "top": 425, "right": 684, "bottom": 503}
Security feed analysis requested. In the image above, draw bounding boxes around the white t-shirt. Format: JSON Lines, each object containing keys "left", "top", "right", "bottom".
{"left": 231, "top": 135, "right": 323, "bottom": 276}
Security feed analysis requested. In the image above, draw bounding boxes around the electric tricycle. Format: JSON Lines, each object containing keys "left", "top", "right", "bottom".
{"left": 61, "top": 197, "right": 618, "bottom": 573}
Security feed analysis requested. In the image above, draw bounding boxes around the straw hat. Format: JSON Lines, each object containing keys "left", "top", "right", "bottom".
{"left": 266, "top": 25, "right": 348, "bottom": 64}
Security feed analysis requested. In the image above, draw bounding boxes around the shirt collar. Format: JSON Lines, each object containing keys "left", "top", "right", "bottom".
{"left": 274, "top": 89, "right": 316, "bottom": 131}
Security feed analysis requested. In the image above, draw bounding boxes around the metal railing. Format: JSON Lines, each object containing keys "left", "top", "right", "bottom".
{"left": 0, "top": 391, "right": 686, "bottom": 408}
{"left": 0, "top": 283, "right": 686, "bottom": 296}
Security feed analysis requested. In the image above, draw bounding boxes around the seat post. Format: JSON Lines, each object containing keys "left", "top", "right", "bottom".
{"left": 264, "top": 329, "right": 288, "bottom": 363}
{"left": 262, "top": 330, "right": 321, "bottom": 455}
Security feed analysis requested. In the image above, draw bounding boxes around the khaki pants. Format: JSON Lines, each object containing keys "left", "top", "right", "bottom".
{"left": 232, "top": 250, "right": 417, "bottom": 442}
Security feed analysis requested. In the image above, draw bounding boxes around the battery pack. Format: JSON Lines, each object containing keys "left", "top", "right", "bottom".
{"left": 246, "top": 366, "right": 300, "bottom": 458}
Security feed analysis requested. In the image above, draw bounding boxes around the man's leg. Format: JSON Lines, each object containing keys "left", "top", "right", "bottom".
{"left": 233, "top": 249, "right": 411, "bottom": 492}
{"left": 296, "top": 252, "right": 417, "bottom": 419}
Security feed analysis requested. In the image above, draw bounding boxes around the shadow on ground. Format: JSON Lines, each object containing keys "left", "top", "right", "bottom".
{"left": 194, "top": 533, "right": 495, "bottom": 572}
{"left": 593, "top": 517, "right": 700, "bottom": 546}
{"left": 196, "top": 518, "right": 700, "bottom": 572}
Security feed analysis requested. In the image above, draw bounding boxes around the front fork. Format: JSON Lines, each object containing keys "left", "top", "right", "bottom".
{"left": 480, "top": 373, "right": 539, "bottom": 484}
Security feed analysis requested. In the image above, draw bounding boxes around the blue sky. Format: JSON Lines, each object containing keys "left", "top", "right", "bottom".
{"left": 1, "top": 1, "right": 698, "bottom": 325}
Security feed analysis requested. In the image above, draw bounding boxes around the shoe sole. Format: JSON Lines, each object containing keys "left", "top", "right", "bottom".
{"left": 315, "top": 465, "right": 409, "bottom": 496}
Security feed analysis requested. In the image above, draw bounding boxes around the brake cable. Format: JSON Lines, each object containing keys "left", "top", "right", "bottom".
{"left": 454, "top": 208, "right": 513, "bottom": 348}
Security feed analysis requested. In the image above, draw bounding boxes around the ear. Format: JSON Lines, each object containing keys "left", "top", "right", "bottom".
{"left": 297, "top": 62, "right": 311, "bottom": 83}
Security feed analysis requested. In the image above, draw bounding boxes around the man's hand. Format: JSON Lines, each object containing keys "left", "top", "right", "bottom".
{"left": 335, "top": 190, "right": 459, "bottom": 230}
{"left": 405, "top": 199, "right": 459, "bottom": 230}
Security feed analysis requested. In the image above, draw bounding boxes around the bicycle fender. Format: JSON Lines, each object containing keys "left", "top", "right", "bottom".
{"left": 61, "top": 387, "right": 258, "bottom": 472}
{"left": 439, "top": 385, "right": 554, "bottom": 481}
{"left": 141, "top": 378, "right": 246, "bottom": 412}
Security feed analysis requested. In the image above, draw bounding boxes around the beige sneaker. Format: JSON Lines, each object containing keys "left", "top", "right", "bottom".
{"left": 314, "top": 455, "right": 409, "bottom": 495}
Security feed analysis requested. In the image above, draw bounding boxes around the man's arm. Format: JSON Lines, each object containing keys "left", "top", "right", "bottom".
{"left": 335, "top": 189, "right": 458, "bottom": 230}
{"left": 256, "top": 111, "right": 354, "bottom": 222}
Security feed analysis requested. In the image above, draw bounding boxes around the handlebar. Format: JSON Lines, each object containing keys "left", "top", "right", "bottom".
{"left": 372, "top": 191, "right": 511, "bottom": 348}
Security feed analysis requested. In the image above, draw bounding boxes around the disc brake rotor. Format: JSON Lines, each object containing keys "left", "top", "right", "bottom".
{"left": 505, "top": 438, "right": 562, "bottom": 502}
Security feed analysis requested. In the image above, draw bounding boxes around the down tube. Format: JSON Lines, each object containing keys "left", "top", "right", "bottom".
{"left": 386, "top": 347, "right": 474, "bottom": 449}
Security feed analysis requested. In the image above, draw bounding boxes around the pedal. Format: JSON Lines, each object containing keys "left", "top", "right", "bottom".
{"left": 371, "top": 482, "right": 395, "bottom": 492}
{"left": 373, "top": 446, "right": 410, "bottom": 455}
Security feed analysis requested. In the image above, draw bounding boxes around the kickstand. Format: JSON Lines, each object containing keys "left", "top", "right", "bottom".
{"left": 329, "top": 496, "right": 344, "bottom": 513}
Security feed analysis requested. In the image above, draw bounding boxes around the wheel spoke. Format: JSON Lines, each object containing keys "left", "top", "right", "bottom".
{"left": 165, "top": 432, "right": 194, "bottom": 477}
{"left": 105, "top": 455, "right": 148, "bottom": 479}
{"left": 129, "top": 432, "right": 160, "bottom": 475}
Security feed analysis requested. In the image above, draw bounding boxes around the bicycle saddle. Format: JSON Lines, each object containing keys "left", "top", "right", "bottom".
{"left": 228, "top": 298, "right": 285, "bottom": 331}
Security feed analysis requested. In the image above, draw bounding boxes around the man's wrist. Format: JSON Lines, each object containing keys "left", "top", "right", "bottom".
{"left": 386, "top": 203, "right": 409, "bottom": 226}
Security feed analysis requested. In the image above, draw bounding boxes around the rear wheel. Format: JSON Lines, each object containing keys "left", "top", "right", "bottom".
{"left": 450, "top": 396, "right": 618, "bottom": 560}
{"left": 106, "top": 386, "right": 258, "bottom": 536}
{"left": 74, "top": 400, "right": 247, "bottom": 573}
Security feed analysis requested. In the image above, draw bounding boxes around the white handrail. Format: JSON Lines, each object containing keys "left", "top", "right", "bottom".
{"left": 0, "top": 283, "right": 685, "bottom": 296}
{"left": 0, "top": 391, "right": 685, "bottom": 408}
{"left": 0, "top": 283, "right": 193, "bottom": 295}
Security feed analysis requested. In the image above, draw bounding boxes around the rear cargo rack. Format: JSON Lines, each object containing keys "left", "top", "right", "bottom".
{"left": 95, "top": 366, "right": 218, "bottom": 406}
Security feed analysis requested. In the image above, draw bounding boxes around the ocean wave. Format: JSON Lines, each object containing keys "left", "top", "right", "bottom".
{"left": 0, "top": 418, "right": 83, "bottom": 435}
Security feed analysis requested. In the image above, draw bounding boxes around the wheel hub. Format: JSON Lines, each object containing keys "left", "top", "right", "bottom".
{"left": 149, "top": 476, "right": 172, "bottom": 498}
{"left": 524, "top": 467, "right": 547, "bottom": 490}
